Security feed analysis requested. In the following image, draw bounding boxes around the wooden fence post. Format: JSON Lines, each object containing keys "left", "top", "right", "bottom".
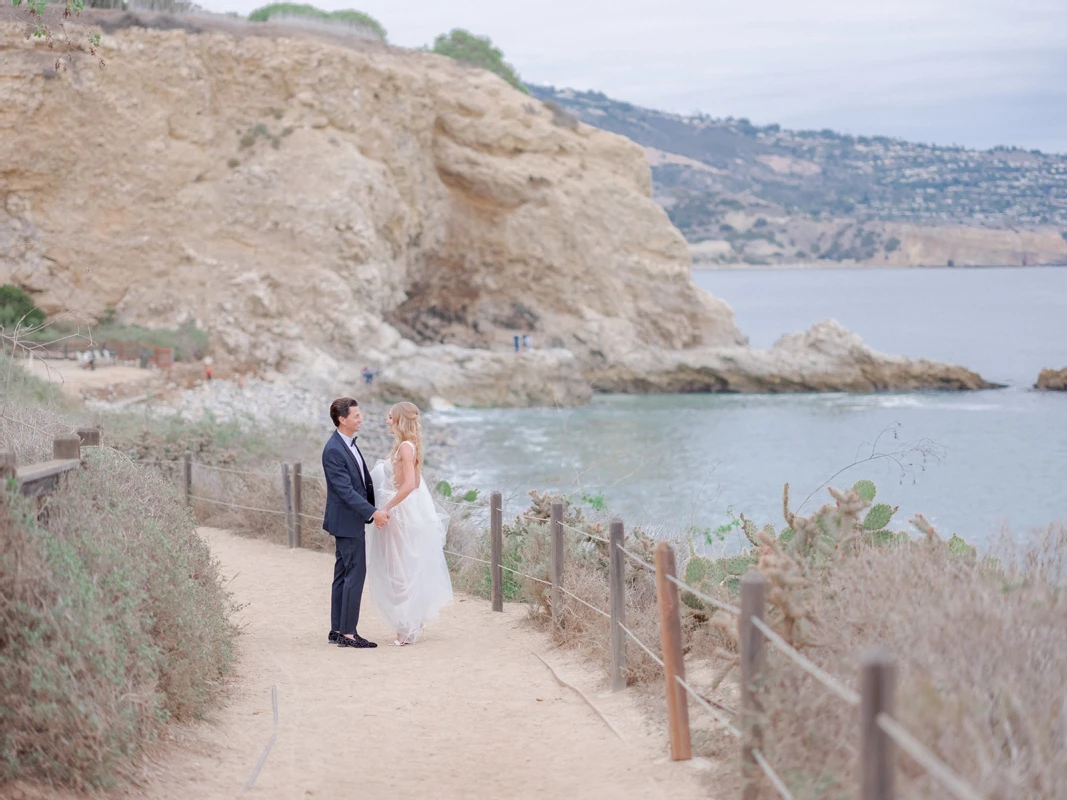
{"left": 609, "top": 518, "right": 627, "bottom": 691}
{"left": 183, "top": 452, "right": 192, "bottom": 505}
{"left": 0, "top": 449, "right": 15, "bottom": 485}
{"left": 292, "top": 461, "right": 302, "bottom": 549}
{"left": 53, "top": 435, "right": 81, "bottom": 461}
{"left": 282, "top": 462, "right": 294, "bottom": 548}
{"left": 490, "top": 491, "right": 503, "bottom": 612}
{"left": 860, "top": 648, "right": 896, "bottom": 800}
{"left": 551, "top": 501, "right": 564, "bottom": 628}
{"left": 741, "top": 572, "right": 767, "bottom": 800}
{"left": 654, "top": 540, "right": 692, "bottom": 761}
{"left": 76, "top": 427, "right": 101, "bottom": 447}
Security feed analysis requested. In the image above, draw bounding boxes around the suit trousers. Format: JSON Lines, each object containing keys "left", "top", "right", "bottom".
{"left": 331, "top": 535, "right": 367, "bottom": 635}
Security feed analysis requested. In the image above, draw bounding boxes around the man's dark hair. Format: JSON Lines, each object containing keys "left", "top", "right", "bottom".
{"left": 329, "top": 397, "right": 359, "bottom": 428}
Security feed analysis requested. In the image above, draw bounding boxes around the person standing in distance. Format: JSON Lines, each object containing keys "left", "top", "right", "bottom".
{"left": 322, "top": 397, "right": 389, "bottom": 649}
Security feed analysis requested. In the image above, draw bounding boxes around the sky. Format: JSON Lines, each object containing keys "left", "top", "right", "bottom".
{"left": 195, "top": 0, "right": 1067, "bottom": 153}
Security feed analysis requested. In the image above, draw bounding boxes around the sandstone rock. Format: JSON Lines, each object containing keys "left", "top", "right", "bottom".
{"left": 0, "top": 16, "right": 997, "bottom": 406}
{"left": 1035, "top": 368, "right": 1067, "bottom": 391}
{"left": 377, "top": 346, "right": 592, "bottom": 408}
{"left": 591, "top": 320, "right": 1000, "bottom": 393}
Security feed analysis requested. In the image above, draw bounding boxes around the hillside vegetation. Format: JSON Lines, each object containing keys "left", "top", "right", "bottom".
{"left": 533, "top": 86, "right": 1067, "bottom": 266}
{"left": 0, "top": 358, "right": 236, "bottom": 790}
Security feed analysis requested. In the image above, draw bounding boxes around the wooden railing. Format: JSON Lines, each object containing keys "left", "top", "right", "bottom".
{"left": 0, "top": 428, "right": 100, "bottom": 518}
{"left": 8, "top": 339, "right": 174, "bottom": 369}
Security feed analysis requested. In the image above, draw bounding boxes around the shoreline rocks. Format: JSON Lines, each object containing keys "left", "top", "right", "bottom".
{"left": 1035, "top": 368, "right": 1067, "bottom": 391}
{"left": 583, "top": 320, "right": 1000, "bottom": 396}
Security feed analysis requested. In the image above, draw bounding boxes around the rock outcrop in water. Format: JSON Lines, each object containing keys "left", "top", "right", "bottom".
{"left": 1035, "top": 368, "right": 1067, "bottom": 391}
{"left": 0, "top": 15, "right": 995, "bottom": 405}
{"left": 589, "top": 320, "right": 999, "bottom": 393}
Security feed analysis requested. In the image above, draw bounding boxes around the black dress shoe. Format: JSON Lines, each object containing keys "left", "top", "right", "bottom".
{"left": 328, "top": 630, "right": 340, "bottom": 644}
{"left": 338, "top": 635, "right": 377, "bottom": 649}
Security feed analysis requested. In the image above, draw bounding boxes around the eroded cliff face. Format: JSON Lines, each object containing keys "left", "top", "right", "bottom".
{"left": 0, "top": 16, "right": 992, "bottom": 405}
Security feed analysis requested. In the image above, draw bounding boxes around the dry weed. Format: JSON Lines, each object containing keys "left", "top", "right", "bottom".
{"left": 757, "top": 524, "right": 1067, "bottom": 799}
{"left": 0, "top": 437, "right": 235, "bottom": 790}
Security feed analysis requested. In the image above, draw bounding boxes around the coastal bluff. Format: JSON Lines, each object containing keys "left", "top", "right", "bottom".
{"left": 0, "top": 14, "right": 996, "bottom": 405}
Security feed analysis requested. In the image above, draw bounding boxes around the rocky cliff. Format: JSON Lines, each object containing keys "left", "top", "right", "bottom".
{"left": 0, "top": 14, "right": 995, "bottom": 405}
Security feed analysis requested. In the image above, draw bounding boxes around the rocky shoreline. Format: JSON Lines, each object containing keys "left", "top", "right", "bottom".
{"left": 85, "top": 376, "right": 458, "bottom": 470}
{"left": 1035, "top": 368, "right": 1067, "bottom": 391}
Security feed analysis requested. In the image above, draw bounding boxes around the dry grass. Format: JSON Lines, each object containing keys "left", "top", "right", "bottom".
{"left": 444, "top": 481, "right": 1067, "bottom": 799}
{"left": 756, "top": 524, "right": 1067, "bottom": 799}
{"left": 443, "top": 491, "right": 731, "bottom": 685}
{"left": 0, "top": 402, "right": 236, "bottom": 790}
{"left": 183, "top": 463, "right": 334, "bottom": 552}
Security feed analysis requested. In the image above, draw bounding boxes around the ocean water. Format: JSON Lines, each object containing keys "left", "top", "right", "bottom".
{"left": 436, "top": 267, "right": 1067, "bottom": 548}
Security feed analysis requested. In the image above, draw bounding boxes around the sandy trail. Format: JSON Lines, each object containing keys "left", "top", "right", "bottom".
{"left": 19, "top": 359, "right": 160, "bottom": 398}
{"left": 120, "top": 528, "right": 711, "bottom": 800}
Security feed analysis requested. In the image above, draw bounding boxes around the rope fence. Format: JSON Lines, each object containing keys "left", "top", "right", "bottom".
{"left": 189, "top": 494, "right": 287, "bottom": 516}
{"left": 875, "top": 714, "right": 982, "bottom": 800}
{"left": 194, "top": 462, "right": 278, "bottom": 479}
{"left": 675, "top": 674, "right": 740, "bottom": 736}
{"left": 752, "top": 749, "right": 796, "bottom": 800}
{"left": 618, "top": 622, "right": 664, "bottom": 668}
{"left": 131, "top": 446, "right": 981, "bottom": 800}
{"left": 560, "top": 520, "right": 610, "bottom": 545}
{"left": 750, "top": 616, "right": 861, "bottom": 707}
{"left": 443, "top": 549, "right": 491, "bottom": 566}
{"left": 616, "top": 543, "right": 656, "bottom": 572}
{"left": 666, "top": 573, "right": 741, "bottom": 615}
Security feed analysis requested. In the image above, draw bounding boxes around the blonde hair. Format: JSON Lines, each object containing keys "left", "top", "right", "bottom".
{"left": 388, "top": 401, "right": 423, "bottom": 472}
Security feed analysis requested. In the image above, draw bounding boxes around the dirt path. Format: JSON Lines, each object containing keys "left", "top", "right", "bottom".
{"left": 122, "top": 528, "right": 712, "bottom": 800}
{"left": 20, "top": 358, "right": 162, "bottom": 399}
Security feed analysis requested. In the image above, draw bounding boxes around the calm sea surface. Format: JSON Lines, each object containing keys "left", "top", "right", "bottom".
{"left": 436, "top": 267, "right": 1067, "bottom": 549}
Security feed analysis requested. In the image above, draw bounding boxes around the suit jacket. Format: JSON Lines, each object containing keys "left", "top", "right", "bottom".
{"left": 321, "top": 430, "right": 377, "bottom": 538}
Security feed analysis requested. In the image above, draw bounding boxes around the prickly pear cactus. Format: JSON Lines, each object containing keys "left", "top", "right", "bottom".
{"left": 863, "top": 503, "right": 896, "bottom": 531}
{"left": 681, "top": 552, "right": 756, "bottom": 609}
{"left": 853, "top": 479, "right": 877, "bottom": 502}
{"left": 947, "top": 534, "right": 977, "bottom": 561}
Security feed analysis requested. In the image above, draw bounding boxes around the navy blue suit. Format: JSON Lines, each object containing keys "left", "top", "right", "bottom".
{"left": 322, "top": 430, "right": 377, "bottom": 636}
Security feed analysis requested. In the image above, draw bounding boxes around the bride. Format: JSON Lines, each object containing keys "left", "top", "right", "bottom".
{"left": 366, "top": 401, "right": 454, "bottom": 646}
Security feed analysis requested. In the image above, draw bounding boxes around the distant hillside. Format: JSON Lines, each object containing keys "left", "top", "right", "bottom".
{"left": 530, "top": 86, "right": 1067, "bottom": 267}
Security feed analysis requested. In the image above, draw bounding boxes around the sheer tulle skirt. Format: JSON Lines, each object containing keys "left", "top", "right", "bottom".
{"left": 366, "top": 460, "right": 454, "bottom": 643}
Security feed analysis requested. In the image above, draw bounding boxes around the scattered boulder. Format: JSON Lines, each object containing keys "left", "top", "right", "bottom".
{"left": 1035, "top": 368, "right": 1067, "bottom": 391}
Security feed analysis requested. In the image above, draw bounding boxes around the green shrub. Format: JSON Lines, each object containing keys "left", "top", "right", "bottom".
{"left": 885, "top": 236, "right": 901, "bottom": 253}
{"left": 247, "top": 3, "right": 387, "bottom": 40}
{"left": 0, "top": 449, "right": 235, "bottom": 789}
{"left": 0, "top": 284, "right": 45, "bottom": 330}
{"left": 432, "top": 29, "right": 526, "bottom": 92}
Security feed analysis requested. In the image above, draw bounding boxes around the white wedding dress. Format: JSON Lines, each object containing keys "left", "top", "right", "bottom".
{"left": 366, "top": 443, "right": 454, "bottom": 644}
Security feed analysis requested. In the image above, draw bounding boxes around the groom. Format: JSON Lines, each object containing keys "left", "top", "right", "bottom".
{"left": 322, "top": 397, "right": 389, "bottom": 649}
